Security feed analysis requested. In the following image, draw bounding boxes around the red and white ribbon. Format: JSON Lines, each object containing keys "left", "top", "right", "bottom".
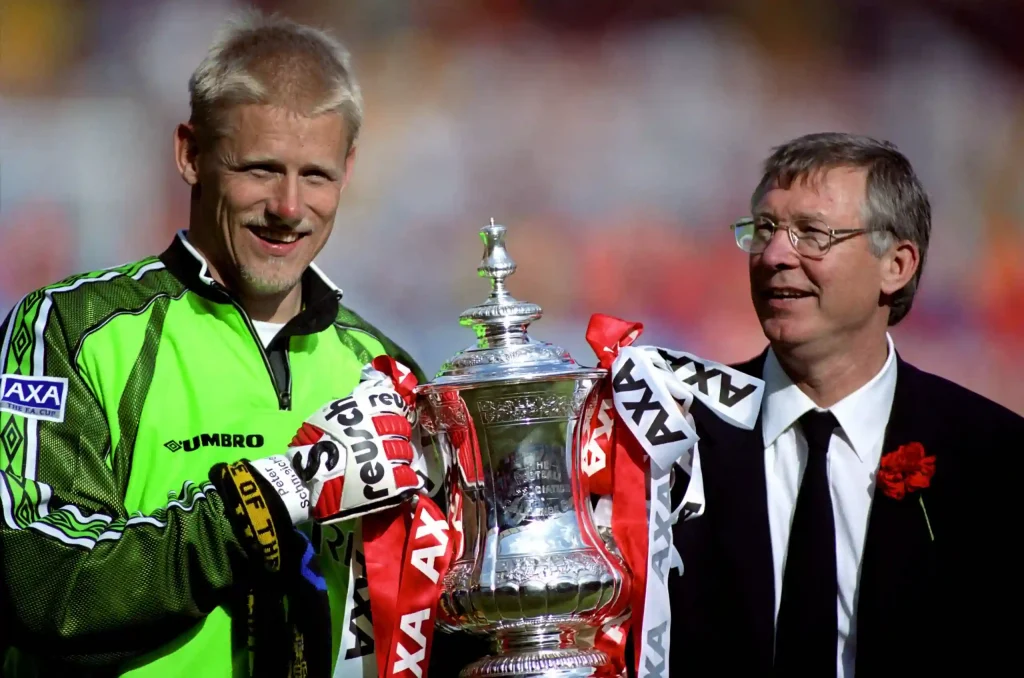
{"left": 333, "top": 357, "right": 455, "bottom": 678}
{"left": 365, "top": 495, "right": 453, "bottom": 678}
{"left": 582, "top": 313, "right": 764, "bottom": 677}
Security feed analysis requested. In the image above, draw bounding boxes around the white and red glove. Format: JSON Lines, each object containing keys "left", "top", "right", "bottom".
{"left": 250, "top": 357, "right": 426, "bottom": 526}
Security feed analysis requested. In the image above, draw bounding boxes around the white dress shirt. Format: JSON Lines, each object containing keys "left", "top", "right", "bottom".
{"left": 760, "top": 333, "right": 897, "bottom": 677}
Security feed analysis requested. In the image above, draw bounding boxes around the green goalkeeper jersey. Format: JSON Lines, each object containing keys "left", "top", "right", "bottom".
{"left": 0, "top": 232, "right": 423, "bottom": 676}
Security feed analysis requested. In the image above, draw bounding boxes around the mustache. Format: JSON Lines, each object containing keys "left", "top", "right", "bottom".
{"left": 242, "top": 215, "right": 313, "bottom": 232}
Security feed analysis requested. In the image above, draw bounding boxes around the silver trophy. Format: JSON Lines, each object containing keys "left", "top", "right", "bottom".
{"left": 417, "top": 220, "right": 631, "bottom": 677}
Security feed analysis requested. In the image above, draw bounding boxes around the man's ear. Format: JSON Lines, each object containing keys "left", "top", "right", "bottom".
{"left": 174, "top": 123, "right": 201, "bottom": 186}
{"left": 880, "top": 238, "right": 920, "bottom": 296}
{"left": 338, "top": 143, "right": 357, "bottom": 195}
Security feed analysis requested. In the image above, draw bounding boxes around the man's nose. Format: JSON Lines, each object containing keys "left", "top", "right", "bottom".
{"left": 267, "top": 175, "right": 303, "bottom": 226}
{"left": 757, "top": 227, "right": 799, "bottom": 268}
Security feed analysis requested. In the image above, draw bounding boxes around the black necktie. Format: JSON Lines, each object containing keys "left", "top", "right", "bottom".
{"left": 774, "top": 410, "right": 839, "bottom": 678}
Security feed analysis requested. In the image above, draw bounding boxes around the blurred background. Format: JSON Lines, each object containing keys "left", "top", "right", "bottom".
{"left": 1, "top": 0, "right": 1022, "bottom": 412}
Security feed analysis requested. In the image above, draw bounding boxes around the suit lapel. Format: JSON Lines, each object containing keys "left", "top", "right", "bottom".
{"left": 716, "top": 414, "right": 777, "bottom": 663}
{"left": 854, "top": 356, "right": 938, "bottom": 672}
{"left": 697, "top": 351, "right": 777, "bottom": 666}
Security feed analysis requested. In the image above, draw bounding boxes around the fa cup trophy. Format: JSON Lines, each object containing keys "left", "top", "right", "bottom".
{"left": 417, "top": 220, "right": 631, "bottom": 677}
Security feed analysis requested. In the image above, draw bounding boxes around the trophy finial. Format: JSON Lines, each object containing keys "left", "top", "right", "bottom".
{"left": 431, "top": 218, "right": 599, "bottom": 384}
{"left": 478, "top": 218, "right": 516, "bottom": 297}
{"left": 459, "top": 219, "right": 542, "bottom": 346}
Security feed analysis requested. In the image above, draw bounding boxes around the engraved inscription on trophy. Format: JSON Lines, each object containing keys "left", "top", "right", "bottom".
{"left": 493, "top": 441, "right": 572, "bottom": 528}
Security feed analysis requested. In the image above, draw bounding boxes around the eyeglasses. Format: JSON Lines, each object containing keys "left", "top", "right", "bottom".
{"left": 730, "top": 215, "right": 873, "bottom": 257}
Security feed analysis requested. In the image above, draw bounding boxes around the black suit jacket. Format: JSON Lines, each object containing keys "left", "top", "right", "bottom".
{"left": 671, "top": 351, "right": 1024, "bottom": 677}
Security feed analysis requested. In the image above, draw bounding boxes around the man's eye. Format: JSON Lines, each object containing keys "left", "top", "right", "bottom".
{"left": 793, "top": 223, "right": 823, "bottom": 236}
{"left": 795, "top": 228, "right": 829, "bottom": 246}
{"left": 241, "top": 164, "right": 276, "bottom": 177}
{"left": 303, "top": 171, "right": 331, "bottom": 183}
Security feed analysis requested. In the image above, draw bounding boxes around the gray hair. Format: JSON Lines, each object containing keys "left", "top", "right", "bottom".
{"left": 750, "top": 132, "right": 931, "bottom": 326}
{"left": 188, "top": 10, "right": 363, "bottom": 150}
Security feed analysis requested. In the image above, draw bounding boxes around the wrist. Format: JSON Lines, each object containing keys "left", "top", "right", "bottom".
{"left": 249, "top": 455, "right": 312, "bottom": 525}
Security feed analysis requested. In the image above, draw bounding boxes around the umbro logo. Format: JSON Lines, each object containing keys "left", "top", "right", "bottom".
{"left": 165, "top": 433, "right": 265, "bottom": 453}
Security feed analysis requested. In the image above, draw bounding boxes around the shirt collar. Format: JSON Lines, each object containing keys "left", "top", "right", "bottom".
{"left": 761, "top": 333, "right": 898, "bottom": 461}
{"left": 171, "top": 229, "right": 342, "bottom": 295}
{"left": 159, "top": 230, "right": 344, "bottom": 337}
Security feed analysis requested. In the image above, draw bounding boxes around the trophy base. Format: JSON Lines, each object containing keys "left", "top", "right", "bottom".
{"left": 458, "top": 647, "right": 614, "bottom": 677}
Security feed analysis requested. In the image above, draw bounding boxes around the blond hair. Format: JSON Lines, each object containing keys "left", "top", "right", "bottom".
{"left": 188, "top": 10, "right": 363, "bottom": 149}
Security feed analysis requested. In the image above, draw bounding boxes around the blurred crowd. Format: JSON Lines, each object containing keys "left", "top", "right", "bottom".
{"left": 2, "top": 0, "right": 1023, "bottom": 412}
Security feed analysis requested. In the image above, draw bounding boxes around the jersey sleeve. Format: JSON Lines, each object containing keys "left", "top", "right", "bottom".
{"left": 0, "top": 295, "right": 247, "bottom": 667}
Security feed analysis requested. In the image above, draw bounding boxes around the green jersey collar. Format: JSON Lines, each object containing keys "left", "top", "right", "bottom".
{"left": 159, "top": 230, "right": 343, "bottom": 338}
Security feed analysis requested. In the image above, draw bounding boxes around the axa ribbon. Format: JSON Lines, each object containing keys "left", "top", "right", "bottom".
{"left": 582, "top": 313, "right": 764, "bottom": 677}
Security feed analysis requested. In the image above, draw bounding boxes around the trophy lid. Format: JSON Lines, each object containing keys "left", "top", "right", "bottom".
{"left": 427, "top": 219, "right": 604, "bottom": 387}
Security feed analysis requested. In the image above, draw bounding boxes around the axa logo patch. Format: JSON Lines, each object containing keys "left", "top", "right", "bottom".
{"left": 164, "top": 433, "right": 265, "bottom": 453}
{"left": 0, "top": 375, "right": 68, "bottom": 422}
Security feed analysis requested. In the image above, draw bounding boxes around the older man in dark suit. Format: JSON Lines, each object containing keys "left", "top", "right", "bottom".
{"left": 671, "top": 132, "right": 1023, "bottom": 678}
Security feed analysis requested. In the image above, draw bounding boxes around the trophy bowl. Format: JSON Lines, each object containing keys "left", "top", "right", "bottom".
{"left": 417, "top": 221, "right": 630, "bottom": 677}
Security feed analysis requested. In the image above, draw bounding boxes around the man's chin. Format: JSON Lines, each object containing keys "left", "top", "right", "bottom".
{"left": 759, "top": 317, "right": 815, "bottom": 349}
{"left": 239, "top": 266, "right": 304, "bottom": 296}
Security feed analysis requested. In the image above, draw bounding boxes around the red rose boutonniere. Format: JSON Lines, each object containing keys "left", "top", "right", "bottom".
{"left": 878, "top": 442, "right": 936, "bottom": 541}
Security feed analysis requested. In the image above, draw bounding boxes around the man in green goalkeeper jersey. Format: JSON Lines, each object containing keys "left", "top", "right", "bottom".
{"left": 0, "top": 11, "right": 435, "bottom": 677}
